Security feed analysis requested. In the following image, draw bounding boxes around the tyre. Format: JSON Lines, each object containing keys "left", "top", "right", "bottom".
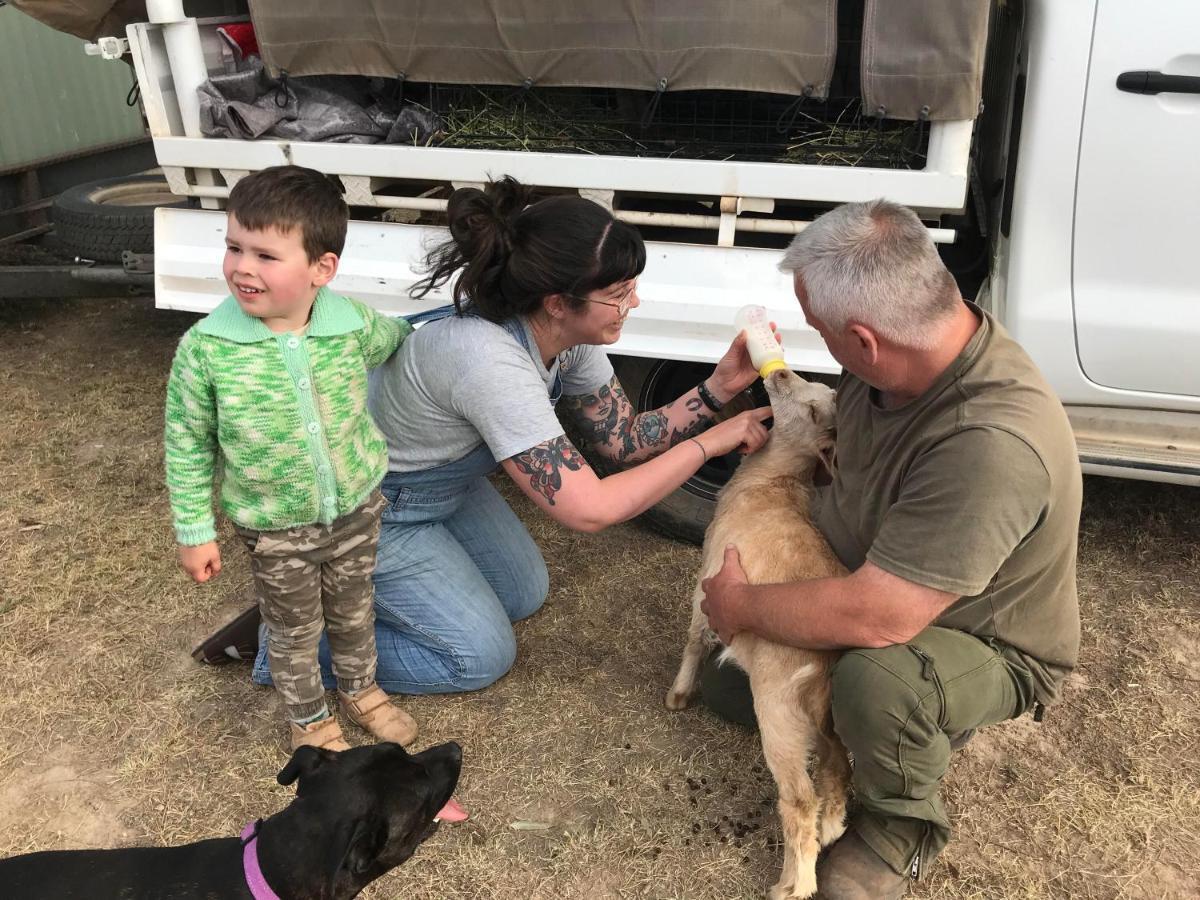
{"left": 52, "top": 175, "right": 189, "bottom": 263}
{"left": 586, "top": 355, "right": 755, "bottom": 545}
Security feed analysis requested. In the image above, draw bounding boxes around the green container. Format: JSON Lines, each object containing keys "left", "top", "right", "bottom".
{"left": 0, "top": 6, "right": 147, "bottom": 172}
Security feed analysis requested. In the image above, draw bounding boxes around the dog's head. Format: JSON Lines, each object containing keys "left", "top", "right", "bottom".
{"left": 761, "top": 369, "right": 837, "bottom": 473}
{"left": 276, "top": 740, "right": 462, "bottom": 894}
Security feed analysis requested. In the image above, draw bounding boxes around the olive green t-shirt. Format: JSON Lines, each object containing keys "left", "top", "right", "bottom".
{"left": 816, "top": 305, "right": 1082, "bottom": 704}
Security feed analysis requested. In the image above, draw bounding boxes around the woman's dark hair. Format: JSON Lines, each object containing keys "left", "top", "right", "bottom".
{"left": 411, "top": 176, "right": 646, "bottom": 322}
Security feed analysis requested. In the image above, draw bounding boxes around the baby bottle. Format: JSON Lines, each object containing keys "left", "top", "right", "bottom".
{"left": 734, "top": 304, "right": 787, "bottom": 377}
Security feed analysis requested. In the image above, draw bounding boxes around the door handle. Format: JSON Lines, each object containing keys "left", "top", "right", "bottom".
{"left": 1117, "top": 70, "right": 1200, "bottom": 95}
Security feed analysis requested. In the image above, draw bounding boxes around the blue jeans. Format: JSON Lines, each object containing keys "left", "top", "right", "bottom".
{"left": 253, "top": 460, "right": 548, "bottom": 694}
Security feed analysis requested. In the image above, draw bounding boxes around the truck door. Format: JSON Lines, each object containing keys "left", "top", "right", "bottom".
{"left": 1072, "top": 0, "right": 1200, "bottom": 397}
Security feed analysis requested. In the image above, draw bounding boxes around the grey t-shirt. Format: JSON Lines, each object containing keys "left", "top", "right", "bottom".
{"left": 369, "top": 314, "right": 614, "bottom": 471}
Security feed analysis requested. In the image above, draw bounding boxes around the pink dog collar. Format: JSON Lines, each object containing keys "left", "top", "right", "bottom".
{"left": 241, "top": 821, "right": 282, "bottom": 900}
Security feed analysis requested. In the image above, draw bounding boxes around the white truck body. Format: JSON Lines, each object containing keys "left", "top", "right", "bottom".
{"left": 122, "top": 0, "right": 1199, "bottom": 488}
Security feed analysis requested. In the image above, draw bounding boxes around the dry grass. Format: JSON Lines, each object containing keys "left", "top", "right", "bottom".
{"left": 0, "top": 296, "right": 1197, "bottom": 899}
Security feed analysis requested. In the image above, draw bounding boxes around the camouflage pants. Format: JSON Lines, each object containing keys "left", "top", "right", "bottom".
{"left": 236, "top": 491, "right": 386, "bottom": 720}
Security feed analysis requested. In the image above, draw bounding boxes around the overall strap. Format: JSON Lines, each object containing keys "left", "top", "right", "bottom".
{"left": 501, "top": 317, "right": 563, "bottom": 404}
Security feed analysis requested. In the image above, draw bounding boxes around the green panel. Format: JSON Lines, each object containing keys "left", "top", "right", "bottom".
{"left": 0, "top": 7, "right": 147, "bottom": 171}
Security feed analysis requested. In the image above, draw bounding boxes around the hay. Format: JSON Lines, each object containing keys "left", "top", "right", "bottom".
{"left": 421, "top": 85, "right": 918, "bottom": 167}
{"left": 1, "top": 296, "right": 1198, "bottom": 898}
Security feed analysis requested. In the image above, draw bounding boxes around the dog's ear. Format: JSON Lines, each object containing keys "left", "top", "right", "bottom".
{"left": 277, "top": 746, "right": 329, "bottom": 786}
{"left": 341, "top": 818, "right": 388, "bottom": 876}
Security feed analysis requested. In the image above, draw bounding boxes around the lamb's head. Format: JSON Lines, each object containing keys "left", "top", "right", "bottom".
{"left": 762, "top": 368, "right": 836, "bottom": 470}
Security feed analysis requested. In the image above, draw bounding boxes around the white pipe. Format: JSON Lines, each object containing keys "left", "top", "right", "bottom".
{"left": 146, "top": 0, "right": 207, "bottom": 139}
{"left": 181, "top": 186, "right": 955, "bottom": 243}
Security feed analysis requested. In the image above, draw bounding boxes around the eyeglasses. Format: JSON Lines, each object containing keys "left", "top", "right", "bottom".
{"left": 579, "top": 280, "right": 638, "bottom": 317}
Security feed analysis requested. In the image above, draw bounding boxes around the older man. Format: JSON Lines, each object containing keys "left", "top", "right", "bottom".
{"left": 699, "top": 200, "right": 1082, "bottom": 899}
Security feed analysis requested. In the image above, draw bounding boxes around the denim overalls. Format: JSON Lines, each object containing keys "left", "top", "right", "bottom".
{"left": 252, "top": 307, "right": 554, "bottom": 694}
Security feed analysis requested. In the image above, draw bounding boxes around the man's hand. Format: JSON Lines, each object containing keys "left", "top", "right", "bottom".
{"left": 700, "top": 544, "right": 751, "bottom": 644}
{"left": 179, "top": 541, "right": 221, "bottom": 583}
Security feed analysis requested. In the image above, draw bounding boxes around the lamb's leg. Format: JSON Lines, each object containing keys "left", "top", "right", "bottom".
{"left": 754, "top": 687, "right": 822, "bottom": 900}
{"left": 665, "top": 585, "right": 711, "bottom": 710}
{"left": 814, "top": 729, "right": 852, "bottom": 848}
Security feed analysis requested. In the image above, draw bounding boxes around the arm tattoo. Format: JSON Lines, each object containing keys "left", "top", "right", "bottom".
{"left": 511, "top": 435, "right": 587, "bottom": 506}
{"left": 669, "top": 413, "right": 715, "bottom": 445}
{"left": 563, "top": 376, "right": 714, "bottom": 465}
{"left": 562, "top": 384, "right": 619, "bottom": 445}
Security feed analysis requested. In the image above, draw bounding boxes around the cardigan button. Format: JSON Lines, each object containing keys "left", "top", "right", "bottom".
{"left": 297, "top": 377, "right": 310, "bottom": 390}
{"left": 286, "top": 337, "right": 300, "bottom": 349}
{"left": 307, "top": 422, "right": 319, "bottom": 434}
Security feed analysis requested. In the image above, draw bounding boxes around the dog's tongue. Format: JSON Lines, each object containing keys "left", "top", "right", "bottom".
{"left": 435, "top": 797, "right": 468, "bottom": 823}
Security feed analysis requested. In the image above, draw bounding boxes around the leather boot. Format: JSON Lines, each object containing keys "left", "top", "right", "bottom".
{"left": 339, "top": 685, "right": 418, "bottom": 746}
{"left": 816, "top": 830, "right": 911, "bottom": 900}
{"left": 289, "top": 715, "right": 351, "bottom": 752}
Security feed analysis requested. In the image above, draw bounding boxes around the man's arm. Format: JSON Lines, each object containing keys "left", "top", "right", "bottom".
{"left": 701, "top": 547, "right": 958, "bottom": 650}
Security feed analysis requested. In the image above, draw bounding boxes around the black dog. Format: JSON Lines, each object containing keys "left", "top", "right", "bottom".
{"left": 0, "top": 740, "right": 461, "bottom": 899}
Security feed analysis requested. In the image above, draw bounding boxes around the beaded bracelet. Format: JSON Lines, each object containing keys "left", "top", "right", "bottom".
{"left": 697, "top": 380, "right": 724, "bottom": 413}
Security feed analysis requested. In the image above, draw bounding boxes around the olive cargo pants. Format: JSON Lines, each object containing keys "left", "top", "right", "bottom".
{"left": 700, "top": 626, "right": 1037, "bottom": 879}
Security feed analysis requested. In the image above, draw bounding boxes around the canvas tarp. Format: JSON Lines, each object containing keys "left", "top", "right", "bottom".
{"left": 861, "top": 0, "right": 993, "bottom": 121}
{"left": 12, "top": 0, "right": 995, "bottom": 121}
{"left": 250, "top": 1, "right": 839, "bottom": 100}
{"left": 8, "top": 0, "right": 145, "bottom": 42}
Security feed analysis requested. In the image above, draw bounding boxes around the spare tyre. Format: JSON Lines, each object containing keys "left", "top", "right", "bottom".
{"left": 53, "top": 175, "right": 189, "bottom": 263}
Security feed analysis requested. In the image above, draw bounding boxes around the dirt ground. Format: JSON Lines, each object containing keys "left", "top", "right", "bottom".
{"left": 1, "top": 295, "right": 1197, "bottom": 899}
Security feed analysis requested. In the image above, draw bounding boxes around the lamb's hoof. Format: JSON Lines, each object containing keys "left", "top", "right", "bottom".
{"left": 664, "top": 688, "right": 693, "bottom": 711}
{"left": 767, "top": 877, "right": 816, "bottom": 900}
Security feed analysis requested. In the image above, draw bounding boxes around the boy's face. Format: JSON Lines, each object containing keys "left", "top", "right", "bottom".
{"left": 223, "top": 215, "right": 337, "bottom": 327}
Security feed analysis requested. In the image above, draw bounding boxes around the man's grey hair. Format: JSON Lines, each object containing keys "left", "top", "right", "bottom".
{"left": 779, "top": 200, "right": 959, "bottom": 349}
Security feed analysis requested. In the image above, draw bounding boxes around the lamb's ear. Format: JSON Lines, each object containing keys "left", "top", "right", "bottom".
{"left": 808, "top": 402, "right": 819, "bottom": 422}
{"left": 816, "top": 436, "right": 837, "bottom": 481}
{"left": 277, "top": 746, "right": 330, "bottom": 786}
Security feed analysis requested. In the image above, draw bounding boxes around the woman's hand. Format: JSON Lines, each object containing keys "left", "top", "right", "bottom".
{"left": 692, "top": 406, "right": 773, "bottom": 459}
{"left": 707, "top": 323, "right": 783, "bottom": 402}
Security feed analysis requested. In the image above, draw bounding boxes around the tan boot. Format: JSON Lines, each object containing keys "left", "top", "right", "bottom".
{"left": 289, "top": 715, "right": 351, "bottom": 752}
{"left": 339, "top": 685, "right": 418, "bottom": 746}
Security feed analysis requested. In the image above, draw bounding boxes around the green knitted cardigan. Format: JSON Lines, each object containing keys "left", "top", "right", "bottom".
{"left": 164, "top": 287, "right": 411, "bottom": 545}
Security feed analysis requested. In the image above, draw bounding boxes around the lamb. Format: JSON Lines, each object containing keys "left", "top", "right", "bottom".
{"left": 666, "top": 368, "right": 851, "bottom": 900}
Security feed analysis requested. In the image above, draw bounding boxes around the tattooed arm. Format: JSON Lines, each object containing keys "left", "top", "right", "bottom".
{"left": 558, "top": 375, "right": 731, "bottom": 467}
{"left": 502, "top": 404, "right": 773, "bottom": 533}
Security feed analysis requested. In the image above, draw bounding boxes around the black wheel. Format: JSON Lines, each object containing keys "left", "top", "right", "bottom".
{"left": 52, "top": 175, "right": 189, "bottom": 263}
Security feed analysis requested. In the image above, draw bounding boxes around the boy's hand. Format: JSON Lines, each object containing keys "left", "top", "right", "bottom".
{"left": 179, "top": 542, "right": 222, "bottom": 583}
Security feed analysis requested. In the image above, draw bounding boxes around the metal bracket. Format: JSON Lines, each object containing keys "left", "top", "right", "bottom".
{"left": 339, "top": 175, "right": 376, "bottom": 206}
{"left": 579, "top": 188, "right": 615, "bottom": 211}
{"left": 122, "top": 251, "right": 154, "bottom": 274}
{"left": 84, "top": 37, "right": 130, "bottom": 60}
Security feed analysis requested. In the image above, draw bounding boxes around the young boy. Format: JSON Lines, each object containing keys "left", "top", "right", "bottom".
{"left": 165, "top": 165, "right": 416, "bottom": 751}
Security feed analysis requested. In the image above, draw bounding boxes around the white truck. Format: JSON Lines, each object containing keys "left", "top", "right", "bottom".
{"left": 21, "top": 0, "right": 1200, "bottom": 540}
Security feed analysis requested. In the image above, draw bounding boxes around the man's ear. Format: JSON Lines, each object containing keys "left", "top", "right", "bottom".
{"left": 312, "top": 251, "right": 339, "bottom": 287}
{"left": 277, "top": 745, "right": 330, "bottom": 786}
{"left": 848, "top": 323, "right": 879, "bottom": 367}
